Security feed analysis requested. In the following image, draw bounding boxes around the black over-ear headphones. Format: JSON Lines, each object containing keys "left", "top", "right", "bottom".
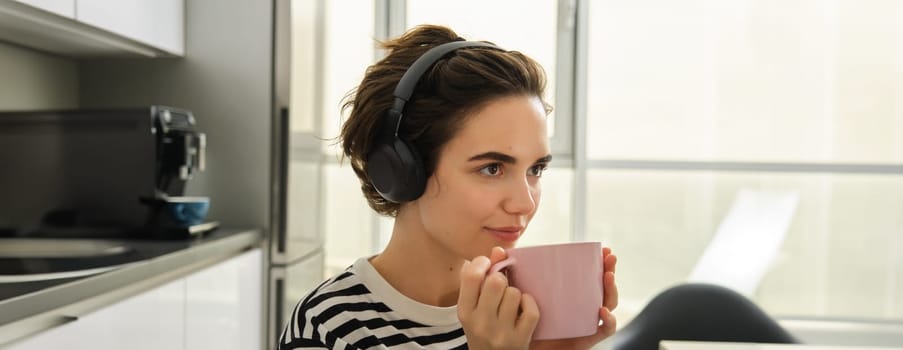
{"left": 365, "top": 40, "right": 502, "bottom": 203}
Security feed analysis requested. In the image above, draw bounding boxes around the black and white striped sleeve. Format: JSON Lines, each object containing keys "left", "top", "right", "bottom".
{"left": 279, "top": 272, "right": 371, "bottom": 350}
{"left": 278, "top": 259, "right": 469, "bottom": 349}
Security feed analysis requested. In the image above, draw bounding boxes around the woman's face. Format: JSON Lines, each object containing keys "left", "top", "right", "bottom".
{"left": 414, "top": 95, "right": 551, "bottom": 260}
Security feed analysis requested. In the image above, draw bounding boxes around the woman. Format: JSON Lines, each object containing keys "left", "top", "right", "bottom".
{"left": 279, "top": 25, "right": 618, "bottom": 350}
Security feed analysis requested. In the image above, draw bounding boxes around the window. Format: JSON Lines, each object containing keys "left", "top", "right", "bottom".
{"left": 585, "top": 0, "right": 903, "bottom": 321}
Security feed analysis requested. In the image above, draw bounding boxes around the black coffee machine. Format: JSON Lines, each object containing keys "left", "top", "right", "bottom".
{"left": 0, "top": 106, "right": 215, "bottom": 239}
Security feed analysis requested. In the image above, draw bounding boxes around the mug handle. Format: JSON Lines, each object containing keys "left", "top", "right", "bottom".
{"left": 489, "top": 257, "right": 517, "bottom": 275}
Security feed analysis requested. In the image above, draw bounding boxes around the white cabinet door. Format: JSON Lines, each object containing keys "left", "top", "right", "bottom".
{"left": 7, "top": 279, "right": 186, "bottom": 350}
{"left": 75, "top": 0, "right": 184, "bottom": 55}
{"left": 185, "top": 248, "right": 263, "bottom": 350}
{"left": 6, "top": 250, "right": 260, "bottom": 349}
{"left": 11, "top": 0, "right": 74, "bottom": 18}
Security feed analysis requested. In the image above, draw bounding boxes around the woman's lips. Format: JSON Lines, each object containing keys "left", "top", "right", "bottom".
{"left": 484, "top": 226, "right": 523, "bottom": 243}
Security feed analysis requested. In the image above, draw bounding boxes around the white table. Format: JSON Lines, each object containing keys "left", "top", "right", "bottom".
{"left": 660, "top": 340, "right": 903, "bottom": 350}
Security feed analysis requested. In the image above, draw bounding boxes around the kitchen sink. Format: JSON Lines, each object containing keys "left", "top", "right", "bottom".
{"left": 0, "top": 238, "right": 141, "bottom": 283}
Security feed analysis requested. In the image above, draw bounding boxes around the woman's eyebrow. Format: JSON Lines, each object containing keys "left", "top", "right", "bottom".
{"left": 468, "top": 151, "right": 516, "bottom": 163}
{"left": 468, "top": 152, "right": 554, "bottom": 164}
{"left": 536, "top": 154, "right": 553, "bottom": 164}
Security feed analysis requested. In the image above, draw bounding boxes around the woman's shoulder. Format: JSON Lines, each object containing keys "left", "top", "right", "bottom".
{"left": 300, "top": 268, "right": 371, "bottom": 306}
{"left": 281, "top": 259, "right": 467, "bottom": 349}
{"left": 281, "top": 262, "right": 390, "bottom": 345}
{"left": 294, "top": 259, "right": 391, "bottom": 317}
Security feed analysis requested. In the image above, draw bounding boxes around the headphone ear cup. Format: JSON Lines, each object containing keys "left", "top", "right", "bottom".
{"left": 365, "top": 136, "right": 426, "bottom": 203}
{"left": 392, "top": 137, "right": 426, "bottom": 201}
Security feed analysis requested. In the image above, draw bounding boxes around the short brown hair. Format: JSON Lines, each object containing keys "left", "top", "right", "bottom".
{"left": 340, "top": 25, "right": 550, "bottom": 217}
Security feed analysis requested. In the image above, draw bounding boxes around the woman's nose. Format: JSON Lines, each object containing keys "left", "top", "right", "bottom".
{"left": 502, "top": 176, "right": 537, "bottom": 215}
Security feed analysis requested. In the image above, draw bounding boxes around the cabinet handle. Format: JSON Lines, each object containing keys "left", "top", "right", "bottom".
{"left": 58, "top": 315, "right": 79, "bottom": 324}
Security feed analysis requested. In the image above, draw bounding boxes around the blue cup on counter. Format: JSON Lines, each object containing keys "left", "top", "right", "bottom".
{"left": 162, "top": 196, "right": 210, "bottom": 226}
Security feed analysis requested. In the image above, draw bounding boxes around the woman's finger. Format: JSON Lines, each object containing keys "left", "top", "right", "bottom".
{"left": 489, "top": 246, "right": 507, "bottom": 265}
{"left": 515, "top": 293, "right": 540, "bottom": 337}
{"left": 475, "top": 271, "right": 508, "bottom": 315}
{"left": 603, "top": 271, "right": 619, "bottom": 310}
{"left": 598, "top": 307, "right": 617, "bottom": 338}
{"left": 497, "top": 286, "right": 522, "bottom": 327}
{"left": 604, "top": 253, "right": 617, "bottom": 274}
{"left": 457, "top": 256, "right": 491, "bottom": 315}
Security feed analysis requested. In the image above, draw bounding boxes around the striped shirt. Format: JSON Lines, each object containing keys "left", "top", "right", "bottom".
{"left": 279, "top": 257, "right": 468, "bottom": 349}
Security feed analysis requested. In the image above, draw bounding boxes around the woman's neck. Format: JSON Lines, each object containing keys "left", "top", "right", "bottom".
{"left": 369, "top": 205, "right": 464, "bottom": 307}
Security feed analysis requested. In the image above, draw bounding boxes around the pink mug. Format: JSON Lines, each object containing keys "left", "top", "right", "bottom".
{"left": 489, "top": 242, "right": 603, "bottom": 340}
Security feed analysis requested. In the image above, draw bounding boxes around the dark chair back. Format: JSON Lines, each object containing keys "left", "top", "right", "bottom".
{"left": 611, "top": 283, "right": 798, "bottom": 350}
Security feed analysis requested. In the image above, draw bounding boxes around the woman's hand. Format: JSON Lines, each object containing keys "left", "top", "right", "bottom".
{"left": 530, "top": 246, "right": 619, "bottom": 350}
{"left": 458, "top": 247, "right": 539, "bottom": 350}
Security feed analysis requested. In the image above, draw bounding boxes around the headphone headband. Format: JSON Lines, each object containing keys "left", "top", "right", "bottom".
{"left": 386, "top": 41, "right": 502, "bottom": 137}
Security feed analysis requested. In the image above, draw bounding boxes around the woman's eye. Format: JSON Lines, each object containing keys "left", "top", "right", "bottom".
{"left": 479, "top": 164, "right": 502, "bottom": 176}
{"left": 529, "top": 164, "right": 548, "bottom": 177}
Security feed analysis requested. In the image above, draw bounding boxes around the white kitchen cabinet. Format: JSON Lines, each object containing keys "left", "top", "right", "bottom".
{"left": 6, "top": 249, "right": 263, "bottom": 350}
{"left": 0, "top": 0, "right": 183, "bottom": 57}
{"left": 185, "top": 248, "right": 263, "bottom": 350}
{"left": 76, "top": 0, "right": 184, "bottom": 56}
{"left": 6, "top": 278, "right": 186, "bottom": 350}
{"left": 11, "top": 0, "right": 74, "bottom": 18}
